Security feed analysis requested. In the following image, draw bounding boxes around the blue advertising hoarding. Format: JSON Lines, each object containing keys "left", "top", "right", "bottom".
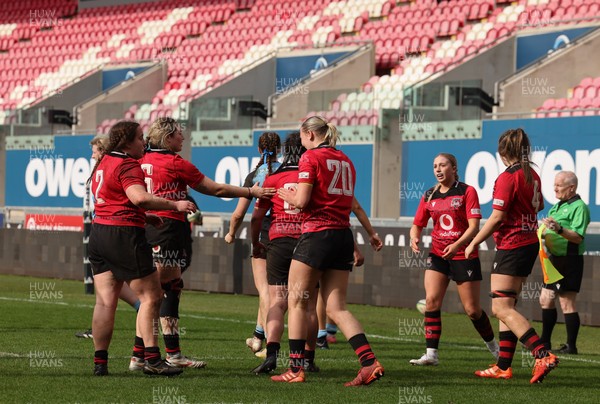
{"left": 4, "top": 131, "right": 373, "bottom": 214}
{"left": 516, "top": 26, "right": 595, "bottom": 70}
{"left": 5, "top": 135, "right": 95, "bottom": 207}
{"left": 276, "top": 51, "right": 350, "bottom": 93}
{"left": 401, "top": 116, "right": 600, "bottom": 219}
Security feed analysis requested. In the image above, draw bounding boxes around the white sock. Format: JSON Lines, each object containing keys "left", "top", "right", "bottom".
{"left": 485, "top": 339, "right": 499, "bottom": 352}
{"left": 426, "top": 348, "right": 438, "bottom": 358}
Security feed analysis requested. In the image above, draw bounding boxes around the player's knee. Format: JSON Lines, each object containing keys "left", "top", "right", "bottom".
{"left": 325, "top": 306, "right": 344, "bottom": 323}
{"left": 425, "top": 297, "right": 443, "bottom": 312}
{"left": 464, "top": 306, "right": 481, "bottom": 320}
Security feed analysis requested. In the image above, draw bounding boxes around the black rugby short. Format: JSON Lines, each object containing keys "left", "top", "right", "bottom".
{"left": 292, "top": 228, "right": 354, "bottom": 271}
{"left": 89, "top": 223, "right": 155, "bottom": 281}
{"left": 429, "top": 254, "right": 482, "bottom": 282}
{"left": 266, "top": 237, "right": 298, "bottom": 285}
{"left": 492, "top": 242, "right": 539, "bottom": 278}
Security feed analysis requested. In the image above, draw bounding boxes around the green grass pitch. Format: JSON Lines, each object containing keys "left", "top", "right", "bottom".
{"left": 1, "top": 274, "right": 599, "bottom": 403}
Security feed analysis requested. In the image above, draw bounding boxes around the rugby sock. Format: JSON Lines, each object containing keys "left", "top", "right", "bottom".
{"left": 305, "top": 349, "right": 315, "bottom": 366}
{"left": 266, "top": 342, "right": 280, "bottom": 359}
{"left": 326, "top": 323, "right": 338, "bottom": 336}
{"left": 133, "top": 300, "right": 141, "bottom": 312}
{"left": 425, "top": 310, "right": 441, "bottom": 349}
{"left": 163, "top": 333, "right": 180, "bottom": 356}
{"left": 541, "top": 308, "right": 557, "bottom": 349}
{"left": 144, "top": 346, "right": 161, "bottom": 365}
{"left": 471, "top": 310, "right": 495, "bottom": 342}
{"left": 289, "top": 339, "right": 305, "bottom": 373}
{"left": 132, "top": 336, "right": 145, "bottom": 359}
{"left": 349, "top": 334, "right": 376, "bottom": 367}
{"left": 519, "top": 328, "right": 548, "bottom": 359}
{"left": 564, "top": 312, "right": 580, "bottom": 349}
{"left": 497, "top": 331, "right": 518, "bottom": 370}
{"left": 254, "top": 325, "right": 266, "bottom": 341}
{"left": 317, "top": 329, "right": 327, "bottom": 339}
{"left": 94, "top": 350, "right": 108, "bottom": 365}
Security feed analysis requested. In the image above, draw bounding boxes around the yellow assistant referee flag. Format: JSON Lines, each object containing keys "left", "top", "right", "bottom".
{"left": 537, "top": 224, "right": 564, "bottom": 284}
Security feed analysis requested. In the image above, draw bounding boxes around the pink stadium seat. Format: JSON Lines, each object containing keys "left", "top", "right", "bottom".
{"left": 584, "top": 86, "right": 597, "bottom": 99}
{"left": 541, "top": 99, "right": 556, "bottom": 110}
{"left": 573, "top": 86, "right": 585, "bottom": 99}
{"left": 555, "top": 98, "right": 568, "bottom": 110}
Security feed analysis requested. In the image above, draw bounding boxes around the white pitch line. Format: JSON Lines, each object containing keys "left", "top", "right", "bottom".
{"left": 2, "top": 296, "right": 599, "bottom": 364}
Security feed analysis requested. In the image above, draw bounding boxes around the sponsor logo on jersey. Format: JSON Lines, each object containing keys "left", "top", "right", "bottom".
{"left": 299, "top": 172, "right": 310, "bottom": 179}
{"left": 431, "top": 201, "right": 436, "bottom": 207}
{"left": 152, "top": 246, "right": 161, "bottom": 254}
{"left": 471, "top": 208, "right": 481, "bottom": 215}
{"left": 493, "top": 198, "right": 505, "bottom": 207}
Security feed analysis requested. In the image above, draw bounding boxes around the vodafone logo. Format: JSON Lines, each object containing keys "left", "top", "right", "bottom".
{"left": 439, "top": 214, "right": 454, "bottom": 230}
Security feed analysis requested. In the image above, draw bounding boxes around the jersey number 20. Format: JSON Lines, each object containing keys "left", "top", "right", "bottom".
{"left": 326, "top": 159, "right": 353, "bottom": 196}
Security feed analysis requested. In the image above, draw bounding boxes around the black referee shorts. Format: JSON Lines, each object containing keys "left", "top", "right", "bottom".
{"left": 543, "top": 255, "right": 584, "bottom": 293}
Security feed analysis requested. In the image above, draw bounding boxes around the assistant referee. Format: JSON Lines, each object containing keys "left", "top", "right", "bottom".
{"left": 539, "top": 171, "right": 591, "bottom": 355}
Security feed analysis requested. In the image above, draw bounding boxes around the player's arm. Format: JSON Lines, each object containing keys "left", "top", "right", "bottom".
{"left": 442, "top": 217, "right": 480, "bottom": 259}
{"left": 410, "top": 195, "right": 430, "bottom": 253}
{"left": 353, "top": 240, "right": 365, "bottom": 267}
{"left": 352, "top": 197, "right": 382, "bottom": 251}
{"left": 125, "top": 184, "right": 195, "bottom": 213}
{"left": 250, "top": 206, "right": 269, "bottom": 257}
{"left": 465, "top": 209, "right": 506, "bottom": 258}
{"left": 409, "top": 225, "right": 423, "bottom": 253}
{"left": 277, "top": 182, "right": 312, "bottom": 210}
{"left": 225, "top": 197, "right": 252, "bottom": 244}
{"left": 193, "top": 176, "right": 275, "bottom": 199}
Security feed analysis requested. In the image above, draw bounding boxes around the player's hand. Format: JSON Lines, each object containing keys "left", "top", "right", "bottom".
{"left": 410, "top": 237, "right": 420, "bottom": 254}
{"left": 464, "top": 243, "right": 476, "bottom": 259}
{"left": 224, "top": 233, "right": 235, "bottom": 244}
{"left": 252, "top": 241, "right": 266, "bottom": 258}
{"left": 277, "top": 186, "right": 296, "bottom": 204}
{"left": 175, "top": 200, "right": 196, "bottom": 213}
{"left": 369, "top": 233, "right": 383, "bottom": 252}
{"left": 251, "top": 183, "right": 276, "bottom": 199}
{"left": 145, "top": 214, "right": 164, "bottom": 228}
{"left": 354, "top": 249, "right": 365, "bottom": 267}
{"left": 442, "top": 242, "right": 459, "bottom": 259}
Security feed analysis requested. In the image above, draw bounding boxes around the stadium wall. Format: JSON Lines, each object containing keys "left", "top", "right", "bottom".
{"left": 35, "top": 70, "right": 103, "bottom": 114}
{"left": 429, "top": 36, "right": 516, "bottom": 96}
{"left": 75, "top": 63, "right": 166, "bottom": 134}
{"left": 272, "top": 45, "right": 375, "bottom": 124}
{"left": 1, "top": 226, "right": 599, "bottom": 326}
{"left": 196, "top": 58, "right": 277, "bottom": 109}
{"left": 498, "top": 26, "right": 600, "bottom": 114}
